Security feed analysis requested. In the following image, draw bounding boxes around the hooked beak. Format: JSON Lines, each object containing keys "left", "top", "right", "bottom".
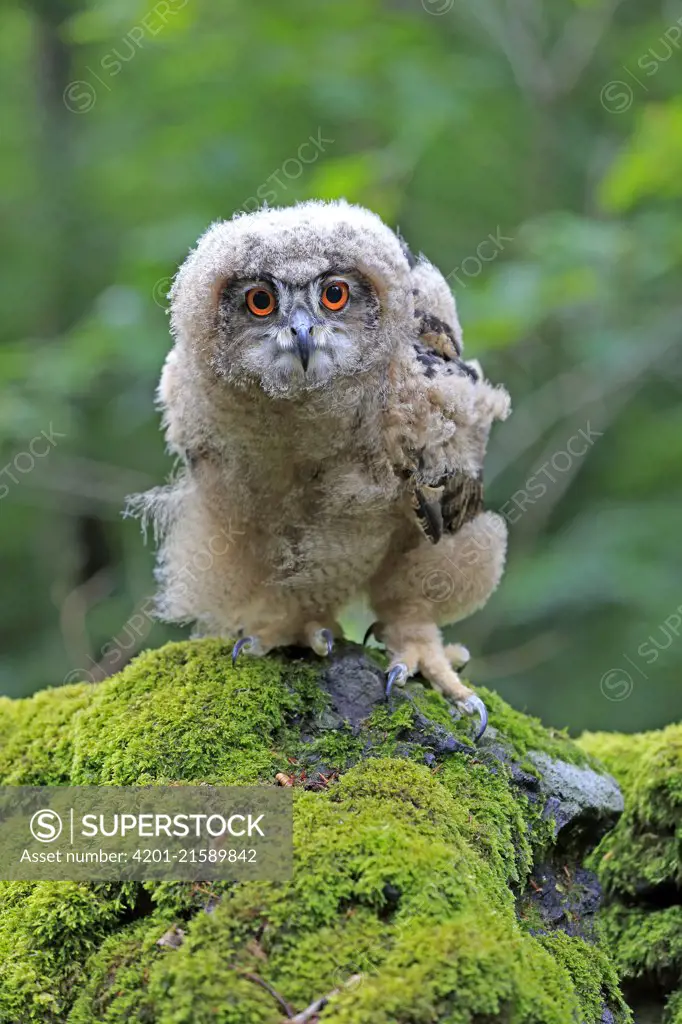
{"left": 289, "top": 307, "right": 315, "bottom": 372}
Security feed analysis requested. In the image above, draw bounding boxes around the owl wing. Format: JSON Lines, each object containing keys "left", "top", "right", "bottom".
{"left": 406, "top": 312, "right": 486, "bottom": 545}
{"left": 388, "top": 233, "right": 508, "bottom": 543}
{"left": 410, "top": 471, "right": 484, "bottom": 545}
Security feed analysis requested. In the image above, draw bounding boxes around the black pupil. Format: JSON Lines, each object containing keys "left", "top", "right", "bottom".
{"left": 252, "top": 290, "right": 271, "bottom": 310}
{"left": 326, "top": 284, "right": 343, "bottom": 304}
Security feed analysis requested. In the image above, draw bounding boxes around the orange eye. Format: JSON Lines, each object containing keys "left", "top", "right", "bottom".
{"left": 321, "top": 280, "right": 349, "bottom": 311}
{"left": 246, "top": 287, "right": 276, "bottom": 317}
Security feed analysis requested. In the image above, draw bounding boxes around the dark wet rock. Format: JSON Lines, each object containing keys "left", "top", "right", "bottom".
{"left": 522, "top": 862, "right": 603, "bottom": 938}
{"left": 316, "top": 642, "right": 386, "bottom": 731}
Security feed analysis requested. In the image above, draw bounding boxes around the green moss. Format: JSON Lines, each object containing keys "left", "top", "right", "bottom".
{"left": 666, "top": 989, "right": 682, "bottom": 1024}
{"left": 0, "top": 683, "right": 91, "bottom": 785}
{"left": 579, "top": 725, "right": 682, "bottom": 896}
{"left": 319, "top": 915, "right": 584, "bottom": 1024}
{"left": 84, "top": 759, "right": 621, "bottom": 1024}
{"left": 438, "top": 755, "right": 534, "bottom": 887}
{"left": 578, "top": 725, "right": 682, "bottom": 1020}
{"left": 597, "top": 827, "right": 679, "bottom": 896}
{"left": 580, "top": 725, "right": 682, "bottom": 833}
{"left": 0, "top": 882, "right": 139, "bottom": 1024}
{"left": 288, "top": 697, "right": 421, "bottom": 772}
{"left": 0, "top": 641, "right": 325, "bottom": 788}
{"left": 136, "top": 760, "right": 504, "bottom": 1023}
{"left": 473, "top": 687, "right": 595, "bottom": 767}
{"left": 70, "top": 640, "right": 328, "bottom": 785}
{"left": 66, "top": 913, "right": 173, "bottom": 1024}
{"left": 600, "top": 905, "right": 682, "bottom": 982}
{"left": 0, "top": 698, "right": 19, "bottom": 749}
{"left": 0, "top": 641, "right": 631, "bottom": 1023}
{"left": 538, "top": 932, "right": 629, "bottom": 1024}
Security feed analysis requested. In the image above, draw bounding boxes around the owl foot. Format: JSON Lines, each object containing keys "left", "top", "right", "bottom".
{"left": 367, "top": 626, "right": 470, "bottom": 671}
{"left": 309, "top": 627, "right": 334, "bottom": 657}
{"left": 381, "top": 624, "right": 487, "bottom": 740}
{"left": 384, "top": 660, "right": 487, "bottom": 740}
{"left": 455, "top": 694, "right": 488, "bottom": 741}
{"left": 233, "top": 625, "right": 336, "bottom": 666}
{"left": 385, "top": 662, "right": 409, "bottom": 696}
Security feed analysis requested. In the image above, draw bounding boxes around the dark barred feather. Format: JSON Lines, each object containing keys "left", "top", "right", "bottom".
{"left": 407, "top": 312, "right": 484, "bottom": 543}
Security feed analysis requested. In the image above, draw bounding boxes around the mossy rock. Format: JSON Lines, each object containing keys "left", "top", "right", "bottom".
{"left": 580, "top": 725, "right": 682, "bottom": 1024}
{"left": 0, "top": 640, "right": 631, "bottom": 1023}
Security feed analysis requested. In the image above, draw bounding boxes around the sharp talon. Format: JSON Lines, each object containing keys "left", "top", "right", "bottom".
{"left": 386, "top": 663, "right": 409, "bottom": 697}
{"left": 363, "top": 621, "right": 380, "bottom": 646}
{"left": 232, "top": 636, "right": 254, "bottom": 666}
{"left": 310, "top": 628, "right": 334, "bottom": 657}
{"left": 458, "top": 694, "right": 488, "bottom": 741}
{"left": 321, "top": 628, "right": 334, "bottom": 656}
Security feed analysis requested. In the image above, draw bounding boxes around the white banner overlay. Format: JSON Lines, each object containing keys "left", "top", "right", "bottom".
{"left": 0, "top": 786, "right": 293, "bottom": 881}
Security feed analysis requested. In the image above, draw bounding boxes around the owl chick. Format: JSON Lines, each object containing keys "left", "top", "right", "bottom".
{"left": 130, "top": 200, "right": 510, "bottom": 739}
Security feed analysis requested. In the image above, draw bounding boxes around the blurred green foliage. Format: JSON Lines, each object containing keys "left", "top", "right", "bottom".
{"left": 1, "top": 0, "right": 680, "bottom": 734}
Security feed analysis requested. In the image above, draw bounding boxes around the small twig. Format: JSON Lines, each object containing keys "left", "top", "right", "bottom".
{"left": 227, "top": 965, "right": 295, "bottom": 1018}
{"left": 286, "top": 975, "right": 363, "bottom": 1023}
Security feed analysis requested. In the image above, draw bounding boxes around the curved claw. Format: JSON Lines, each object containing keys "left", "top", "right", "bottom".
{"left": 320, "top": 628, "right": 334, "bottom": 657}
{"left": 458, "top": 693, "right": 488, "bottom": 742}
{"left": 385, "top": 663, "right": 409, "bottom": 698}
{"left": 232, "top": 636, "right": 254, "bottom": 666}
{"left": 363, "top": 621, "right": 380, "bottom": 647}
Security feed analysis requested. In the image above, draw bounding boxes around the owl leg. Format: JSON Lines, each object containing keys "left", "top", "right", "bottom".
{"left": 368, "top": 512, "right": 507, "bottom": 740}
{"left": 381, "top": 624, "right": 486, "bottom": 738}
{"left": 381, "top": 622, "right": 478, "bottom": 699}
{"left": 365, "top": 626, "right": 469, "bottom": 669}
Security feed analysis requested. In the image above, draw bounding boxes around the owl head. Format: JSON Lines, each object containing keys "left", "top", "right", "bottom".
{"left": 169, "top": 200, "right": 415, "bottom": 397}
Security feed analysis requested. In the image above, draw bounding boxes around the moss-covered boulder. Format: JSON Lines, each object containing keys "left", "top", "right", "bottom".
{"left": 0, "top": 640, "right": 631, "bottom": 1023}
{"left": 580, "top": 725, "right": 682, "bottom": 1024}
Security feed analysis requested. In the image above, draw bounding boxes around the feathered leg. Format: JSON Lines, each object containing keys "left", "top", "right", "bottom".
{"left": 368, "top": 512, "right": 507, "bottom": 739}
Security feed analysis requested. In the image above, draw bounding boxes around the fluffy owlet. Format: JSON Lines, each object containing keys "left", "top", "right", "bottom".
{"left": 130, "top": 201, "right": 510, "bottom": 738}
